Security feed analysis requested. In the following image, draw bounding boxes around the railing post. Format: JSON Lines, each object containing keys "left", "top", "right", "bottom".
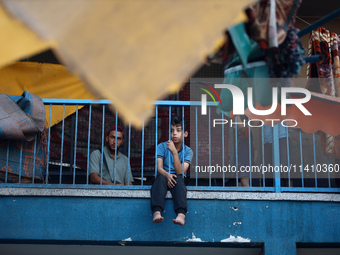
{"left": 273, "top": 124, "right": 281, "bottom": 193}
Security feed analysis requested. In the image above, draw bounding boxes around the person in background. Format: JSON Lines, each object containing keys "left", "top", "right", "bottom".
{"left": 89, "top": 126, "right": 133, "bottom": 185}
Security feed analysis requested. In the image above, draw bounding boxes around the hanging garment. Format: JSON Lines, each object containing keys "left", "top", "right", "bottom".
{"left": 306, "top": 27, "right": 340, "bottom": 160}
{"left": 246, "top": 0, "right": 302, "bottom": 49}
{"left": 209, "top": 0, "right": 302, "bottom": 69}
{"left": 265, "top": 27, "right": 305, "bottom": 78}
{"left": 218, "top": 56, "right": 340, "bottom": 137}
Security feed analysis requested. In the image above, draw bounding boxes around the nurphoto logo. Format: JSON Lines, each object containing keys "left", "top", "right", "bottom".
{"left": 200, "top": 83, "right": 312, "bottom": 128}
{"left": 201, "top": 84, "right": 311, "bottom": 116}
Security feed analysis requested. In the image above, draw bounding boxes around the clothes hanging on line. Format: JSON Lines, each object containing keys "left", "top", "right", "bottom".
{"left": 306, "top": 27, "right": 340, "bottom": 160}
{"left": 306, "top": 27, "right": 340, "bottom": 96}
{"left": 264, "top": 26, "right": 305, "bottom": 78}
{"left": 246, "top": 0, "right": 302, "bottom": 49}
{"left": 207, "top": 0, "right": 303, "bottom": 66}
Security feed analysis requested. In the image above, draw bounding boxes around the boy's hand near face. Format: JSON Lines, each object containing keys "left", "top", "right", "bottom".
{"left": 167, "top": 140, "right": 177, "bottom": 154}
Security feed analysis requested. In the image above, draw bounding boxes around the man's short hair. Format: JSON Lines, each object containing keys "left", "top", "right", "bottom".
{"left": 107, "top": 126, "right": 125, "bottom": 138}
{"left": 171, "top": 116, "right": 188, "bottom": 132}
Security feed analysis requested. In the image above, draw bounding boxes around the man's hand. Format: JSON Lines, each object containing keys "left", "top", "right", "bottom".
{"left": 166, "top": 173, "right": 177, "bottom": 188}
{"left": 167, "top": 140, "right": 177, "bottom": 154}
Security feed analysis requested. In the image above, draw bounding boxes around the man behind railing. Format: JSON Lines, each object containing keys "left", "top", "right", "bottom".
{"left": 89, "top": 126, "right": 133, "bottom": 185}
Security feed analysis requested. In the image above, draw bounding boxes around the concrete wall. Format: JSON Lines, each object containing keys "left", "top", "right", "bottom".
{"left": 1, "top": 189, "right": 340, "bottom": 255}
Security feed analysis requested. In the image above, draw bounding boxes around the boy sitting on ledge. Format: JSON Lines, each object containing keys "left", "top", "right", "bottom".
{"left": 151, "top": 116, "right": 192, "bottom": 226}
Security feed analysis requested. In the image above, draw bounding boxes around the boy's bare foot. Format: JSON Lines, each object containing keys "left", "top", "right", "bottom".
{"left": 153, "top": 211, "right": 164, "bottom": 223}
{"left": 172, "top": 213, "right": 185, "bottom": 226}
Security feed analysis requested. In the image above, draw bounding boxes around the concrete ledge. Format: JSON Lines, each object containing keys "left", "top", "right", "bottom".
{"left": 0, "top": 187, "right": 339, "bottom": 202}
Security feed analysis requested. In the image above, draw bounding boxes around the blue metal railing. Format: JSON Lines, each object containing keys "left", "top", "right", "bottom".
{"left": 0, "top": 98, "right": 339, "bottom": 193}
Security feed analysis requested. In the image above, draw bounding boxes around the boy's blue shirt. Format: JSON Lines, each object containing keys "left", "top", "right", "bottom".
{"left": 157, "top": 141, "right": 193, "bottom": 175}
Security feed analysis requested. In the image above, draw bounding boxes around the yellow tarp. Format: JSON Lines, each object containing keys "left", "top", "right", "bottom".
{"left": 0, "top": 62, "right": 97, "bottom": 127}
{"left": 0, "top": 3, "right": 52, "bottom": 69}
{"left": 1, "top": 0, "right": 252, "bottom": 127}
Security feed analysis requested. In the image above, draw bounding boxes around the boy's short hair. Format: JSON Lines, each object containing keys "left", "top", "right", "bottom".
{"left": 171, "top": 116, "right": 188, "bottom": 132}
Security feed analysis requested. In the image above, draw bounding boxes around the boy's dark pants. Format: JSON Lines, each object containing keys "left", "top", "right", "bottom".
{"left": 151, "top": 174, "right": 187, "bottom": 215}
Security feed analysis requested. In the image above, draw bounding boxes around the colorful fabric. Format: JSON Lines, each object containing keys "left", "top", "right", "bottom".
{"left": 307, "top": 28, "right": 339, "bottom": 95}
{"left": 246, "top": 0, "right": 302, "bottom": 49}
{"left": 265, "top": 27, "right": 305, "bottom": 78}
{"left": 0, "top": 133, "right": 47, "bottom": 183}
{"left": 0, "top": 91, "right": 45, "bottom": 141}
{"left": 0, "top": 91, "right": 47, "bottom": 183}
{"left": 306, "top": 27, "right": 340, "bottom": 160}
